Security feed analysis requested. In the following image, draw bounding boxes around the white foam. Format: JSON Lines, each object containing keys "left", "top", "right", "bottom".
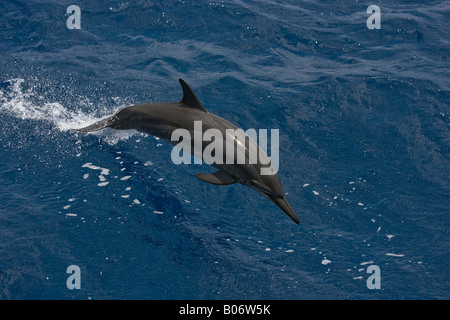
{"left": 0, "top": 78, "right": 137, "bottom": 145}
{"left": 386, "top": 253, "right": 404, "bottom": 257}
{"left": 65, "top": 213, "right": 77, "bottom": 217}
{"left": 82, "top": 163, "right": 110, "bottom": 176}
{"left": 0, "top": 79, "right": 107, "bottom": 130}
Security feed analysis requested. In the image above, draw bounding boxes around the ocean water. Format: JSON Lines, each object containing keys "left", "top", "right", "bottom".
{"left": 0, "top": 0, "right": 448, "bottom": 300}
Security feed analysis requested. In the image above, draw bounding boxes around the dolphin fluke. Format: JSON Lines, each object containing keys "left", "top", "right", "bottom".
{"left": 72, "top": 116, "right": 115, "bottom": 132}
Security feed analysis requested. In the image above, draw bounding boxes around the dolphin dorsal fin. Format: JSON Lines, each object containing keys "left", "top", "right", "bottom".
{"left": 179, "top": 79, "right": 207, "bottom": 112}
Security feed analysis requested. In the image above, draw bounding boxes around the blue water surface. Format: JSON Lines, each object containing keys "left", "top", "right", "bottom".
{"left": 0, "top": 0, "right": 449, "bottom": 299}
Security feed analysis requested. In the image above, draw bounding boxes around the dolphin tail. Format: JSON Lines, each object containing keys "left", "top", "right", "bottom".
{"left": 72, "top": 116, "right": 116, "bottom": 132}
{"left": 270, "top": 196, "right": 300, "bottom": 224}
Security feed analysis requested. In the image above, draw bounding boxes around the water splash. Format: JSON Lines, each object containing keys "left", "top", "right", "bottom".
{"left": 0, "top": 78, "right": 138, "bottom": 144}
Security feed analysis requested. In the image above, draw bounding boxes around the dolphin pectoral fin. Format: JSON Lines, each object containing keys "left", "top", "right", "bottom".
{"left": 196, "top": 171, "right": 237, "bottom": 185}
{"left": 72, "top": 116, "right": 115, "bottom": 132}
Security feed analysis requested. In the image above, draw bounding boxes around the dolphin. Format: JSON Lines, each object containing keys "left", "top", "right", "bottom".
{"left": 73, "top": 79, "right": 300, "bottom": 224}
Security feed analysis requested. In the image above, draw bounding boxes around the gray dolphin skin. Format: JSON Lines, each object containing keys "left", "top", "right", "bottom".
{"left": 73, "top": 79, "right": 300, "bottom": 224}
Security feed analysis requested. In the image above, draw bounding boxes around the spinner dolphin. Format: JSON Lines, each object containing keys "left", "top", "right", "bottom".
{"left": 74, "top": 79, "right": 300, "bottom": 224}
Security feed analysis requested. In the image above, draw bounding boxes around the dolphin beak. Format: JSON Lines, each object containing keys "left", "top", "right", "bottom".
{"left": 269, "top": 195, "right": 300, "bottom": 224}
